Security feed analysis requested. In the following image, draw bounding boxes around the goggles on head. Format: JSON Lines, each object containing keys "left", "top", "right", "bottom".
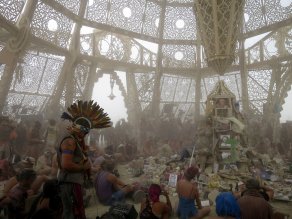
{"left": 74, "top": 124, "right": 90, "bottom": 134}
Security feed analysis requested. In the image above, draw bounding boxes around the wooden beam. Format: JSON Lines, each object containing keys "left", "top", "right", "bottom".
{"left": 242, "top": 17, "right": 292, "bottom": 39}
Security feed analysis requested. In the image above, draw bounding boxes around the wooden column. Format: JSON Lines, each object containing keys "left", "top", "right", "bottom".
{"left": 151, "top": 0, "right": 166, "bottom": 118}
{"left": 239, "top": 39, "right": 249, "bottom": 115}
{"left": 0, "top": 0, "right": 38, "bottom": 113}
{"left": 49, "top": 0, "right": 88, "bottom": 111}
{"left": 82, "top": 63, "right": 97, "bottom": 100}
{"left": 194, "top": 44, "right": 202, "bottom": 122}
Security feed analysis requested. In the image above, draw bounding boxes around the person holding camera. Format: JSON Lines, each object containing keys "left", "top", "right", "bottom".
{"left": 140, "top": 183, "right": 172, "bottom": 219}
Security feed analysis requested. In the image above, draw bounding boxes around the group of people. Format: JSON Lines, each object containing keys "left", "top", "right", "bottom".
{"left": 0, "top": 99, "right": 290, "bottom": 219}
{"left": 138, "top": 167, "right": 279, "bottom": 219}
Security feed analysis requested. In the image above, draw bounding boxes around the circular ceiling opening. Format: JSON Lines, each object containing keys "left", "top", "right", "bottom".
{"left": 155, "top": 18, "right": 160, "bottom": 27}
{"left": 175, "top": 19, "right": 185, "bottom": 29}
{"left": 48, "top": 19, "right": 58, "bottom": 31}
{"left": 175, "top": 51, "right": 184, "bottom": 60}
{"left": 81, "top": 41, "right": 90, "bottom": 51}
{"left": 123, "top": 7, "right": 132, "bottom": 18}
{"left": 244, "top": 13, "right": 249, "bottom": 22}
{"left": 280, "top": 0, "right": 291, "bottom": 7}
{"left": 88, "top": 0, "right": 94, "bottom": 6}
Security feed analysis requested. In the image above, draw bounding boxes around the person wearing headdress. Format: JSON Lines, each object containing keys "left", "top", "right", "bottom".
{"left": 176, "top": 166, "right": 210, "bottom": 219}
{"left": 208, "top": 192, "right": 241, "bottom": 219}
{"left": 57, "top": 100, "right": 111, "bottom": 219}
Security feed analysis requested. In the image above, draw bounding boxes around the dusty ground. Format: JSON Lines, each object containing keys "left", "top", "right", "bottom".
{"left": 85, "top": 164, "right": 292, "bottom": 219}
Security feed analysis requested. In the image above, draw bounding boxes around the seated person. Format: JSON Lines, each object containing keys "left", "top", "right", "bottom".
{"left": 3, "top": 157, "right": 49, "bottom": 196}
{"left": 235, "top": 180, "right": 274, "bottom": 202}
{"left": 88, "top": 146, "right": 105, "bottom": 174}
{"left": 28, "top": 179, "right": 62, "bottom": 219}
{"left": 237, "top": 178, "right": 273, "bottom": 219}
{"left": 176, "top": 166, "right": 210, "bottom": 219}
{"left": 157, "top": 140, "right": 173, "bottom": 158}
{"left": 140, "top": 184, "right": 172, "bottom": 219}
{"left": 0, "top": 169, "right": 37, "bottom": 219}
{"left": 116, "top": 144, "right": 131, "bottom": 162}
{"left": 142, "top": 138, "right": 155, "bottom": 157}
{"left": 94, "top": 160, "right": 133, "bottom": 205}
{"left": 208, "top": 192, "right": 241, "bottom": 219}
{"left": 35, "top": 150, "right": 53, "bottom": 175}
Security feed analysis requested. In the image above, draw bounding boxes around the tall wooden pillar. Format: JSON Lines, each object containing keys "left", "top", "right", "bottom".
{"left": 239, "top": 39, "right": 249, "bottom": 115}
{"left": 48, "top": 0, "right": 88, "bottom": 112}
{"left": 82, "top": 63, "right": 97, "bottom": 100}
{"left": 0, "top": 0, "right": 38, "bottom": 113}
{"left": 151, "top": 0, "right": 166, "bottom": 118}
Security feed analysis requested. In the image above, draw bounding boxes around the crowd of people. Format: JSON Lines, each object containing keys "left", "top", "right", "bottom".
{"left": 0, "top": 102, "right": 291, "bottom": 219}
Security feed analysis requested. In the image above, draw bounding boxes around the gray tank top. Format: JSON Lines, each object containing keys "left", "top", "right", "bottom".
{"left": 57, "top": 136, "right": 85, "bottom": 185}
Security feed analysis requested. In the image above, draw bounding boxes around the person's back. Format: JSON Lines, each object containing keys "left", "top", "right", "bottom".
{"left": 28, "top": 179, "right": 63, "bottom": 219}
{"left": 237, "top": 179, "right": 273, "bottom": 219}
{"left": 176, "top": 167, "right": 210, "bottom": 219}
{"left": 238, "top": 191, "right": 272, "bottom": 219}
{"left": 95, "top": 170, "right": 113, "bottom": 204}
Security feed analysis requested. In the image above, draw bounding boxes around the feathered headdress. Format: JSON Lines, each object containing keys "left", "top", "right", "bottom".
{"left": 61, "top": 100, "right": 111, "bottom": 130}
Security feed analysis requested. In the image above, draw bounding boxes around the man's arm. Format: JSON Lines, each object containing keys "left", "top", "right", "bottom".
{"left": 107, "top": 173, "right": 127, "bottom": 189}
{"left": 60, "top": 138, "right": 86, "bottom": 172}
{"left": 193, "top": 185, "right": 202, "bottom": 209}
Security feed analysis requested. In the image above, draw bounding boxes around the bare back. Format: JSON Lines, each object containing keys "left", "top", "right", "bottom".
{"left": 177, "top": 179, "right": 198, "bottom": 199}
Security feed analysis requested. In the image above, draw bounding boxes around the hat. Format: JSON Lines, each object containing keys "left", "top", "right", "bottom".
{"left": 245, "top": 178, "right": 260, "bottom": 190}
{"left": 216, "top": 192, "right": 241, "bottom": 219}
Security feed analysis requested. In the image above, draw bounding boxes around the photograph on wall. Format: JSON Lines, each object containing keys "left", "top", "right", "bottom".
{"left": 220, "top": 135, "right": 231, "bottom": 148}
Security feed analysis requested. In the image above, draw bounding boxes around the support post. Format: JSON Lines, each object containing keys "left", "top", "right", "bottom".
{"left": 0, "top": 0, "right": 38, "bottom": 113}
{"left": 151, "top": 0, "right": 166, "bottom": 118}
{"left": 239, "top": 39, "right": 249, "bottom": 115}
{"left": 82, "top": 63, "right": 97, "bottom": 100}
{"left": 48, "top": 0, "right": 88, "bottom": 112}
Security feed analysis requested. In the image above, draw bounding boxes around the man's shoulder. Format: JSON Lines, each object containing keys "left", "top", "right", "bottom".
{"left": 238, "top": 194, "right": 271, "bottom": 206}
{"left": 106, "top": 172, "right": 117, "bottom": 182}
{"left": 60, "top": 137, "right": 76, "bottom": 150}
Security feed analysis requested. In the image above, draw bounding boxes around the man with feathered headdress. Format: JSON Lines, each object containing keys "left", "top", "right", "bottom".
{"left": 57, "top": 100, "right": 111, "bottom": 219}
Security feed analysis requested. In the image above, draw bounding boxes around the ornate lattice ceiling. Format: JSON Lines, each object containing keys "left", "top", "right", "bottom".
{"left": 0, "top": 0, "right": 291, "bottom": 121}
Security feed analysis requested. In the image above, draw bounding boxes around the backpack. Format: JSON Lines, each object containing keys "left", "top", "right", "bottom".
{"left": 100, "top": 211, "right": 126, "bottom": 219}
